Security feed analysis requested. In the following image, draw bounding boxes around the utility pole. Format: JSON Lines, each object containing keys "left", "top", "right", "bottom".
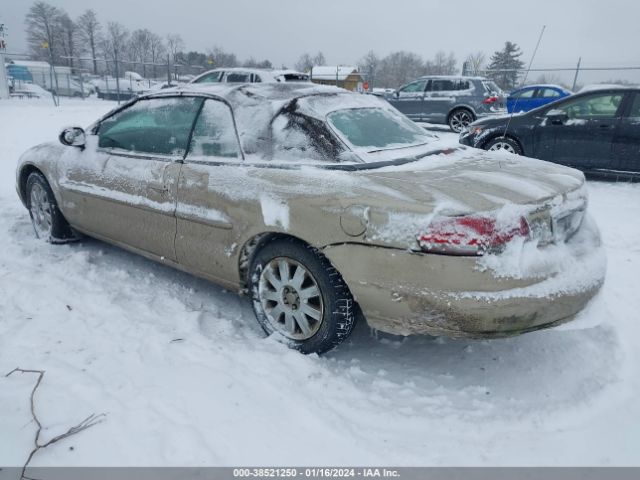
{"left": 572, "top": 57, "right": 582, "bottom": 92}
{"left": 0, "top": 22, "right": 11, "bottom": 99}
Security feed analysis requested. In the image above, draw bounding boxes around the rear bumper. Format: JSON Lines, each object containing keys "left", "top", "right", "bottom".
{"left": 323, "top": 216, "right": 606, "bottom": 338}
{"left": 476, "top": 108, "right": 507, "bottom": 119}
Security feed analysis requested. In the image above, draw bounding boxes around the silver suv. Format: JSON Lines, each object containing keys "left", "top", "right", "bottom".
{"left": 384, "top": 76, "right": 506, "bottom": 132}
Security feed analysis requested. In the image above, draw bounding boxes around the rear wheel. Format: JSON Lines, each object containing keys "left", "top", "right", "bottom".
{"left": 26, "top": 172, "right": 75, "bottom": 242}
{"left": 485, "top": 136, "right": 523, "bottom": 155}
{"left": 448, "top": 108, "right": 475, "bottom": 133}
{"left": 249, "top": 238, "right": 356, "bottom": 354}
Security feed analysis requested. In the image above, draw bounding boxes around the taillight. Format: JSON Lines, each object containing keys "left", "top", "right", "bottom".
{"left": 418, "top": 215, "right": 530, "bottom": 256}
{"left": 483, "top": 96, "right": 499, "bottom": 104}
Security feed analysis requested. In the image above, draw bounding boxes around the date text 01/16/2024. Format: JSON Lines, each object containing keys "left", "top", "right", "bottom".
{"left": 232, "top": 468, "right": 400, "bottom": 478}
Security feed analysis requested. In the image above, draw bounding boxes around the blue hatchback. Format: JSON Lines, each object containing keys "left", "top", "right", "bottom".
{"left": 507, "top": 85, "right": 571, "bottom": 113}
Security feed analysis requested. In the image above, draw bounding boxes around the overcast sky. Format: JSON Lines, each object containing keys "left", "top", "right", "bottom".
{"left": 2, "top": 0, "right": 639, "bottom": 84}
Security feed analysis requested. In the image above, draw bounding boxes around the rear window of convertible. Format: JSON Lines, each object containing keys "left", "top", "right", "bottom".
{"left": 327, "top": 108, "right": 431, "bottom": 151}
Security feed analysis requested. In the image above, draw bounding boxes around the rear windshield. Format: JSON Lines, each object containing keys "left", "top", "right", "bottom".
{"left": 327, "top": 108, "right": 431, "bottom": 151}
{"left": 483, "top": 81, "right": 502, "bottom": 94}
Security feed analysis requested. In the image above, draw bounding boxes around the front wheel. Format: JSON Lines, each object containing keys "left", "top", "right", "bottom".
{"left": 448, "top": 108, "right": 475, "bottom": 133}
{"left": 249, "top": 238, "right": 356, "bottom": 354}
{"left": 26, "top": 172, "right": 75, "bottom": 242}
{"left": 485, "top": 136, "right": 523, "bottom": 155}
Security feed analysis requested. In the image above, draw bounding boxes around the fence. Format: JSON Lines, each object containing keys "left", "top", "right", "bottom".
{"left": 5, "top": 52, "right": 640, "bottom": 105}
{"left": 4, "top": 53, "right": 209, "bottom": 105}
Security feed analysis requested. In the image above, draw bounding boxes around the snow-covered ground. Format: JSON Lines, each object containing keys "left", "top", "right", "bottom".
{"left": 1, "top": 98, "right": 639, "bottom": 466}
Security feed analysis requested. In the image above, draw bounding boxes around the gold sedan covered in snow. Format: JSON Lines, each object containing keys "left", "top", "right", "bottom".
{"left": 16, "top": 83, "right": 606, "bottom": 353}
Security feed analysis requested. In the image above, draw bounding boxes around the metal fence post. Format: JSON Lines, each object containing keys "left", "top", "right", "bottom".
{"left": 167, "top": 54, "right": 171, "bottom": 85}
{"left": 114, "top": 54, "right": 121, "bottom": 104}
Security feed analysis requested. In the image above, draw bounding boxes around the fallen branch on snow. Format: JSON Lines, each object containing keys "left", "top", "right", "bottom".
{"left": 5, "top": 368, "right": 106, "bottom": 480}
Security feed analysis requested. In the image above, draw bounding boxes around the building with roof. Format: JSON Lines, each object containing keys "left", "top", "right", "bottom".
{"left": 310, "top": 66, "right": 364, "bottom": 91}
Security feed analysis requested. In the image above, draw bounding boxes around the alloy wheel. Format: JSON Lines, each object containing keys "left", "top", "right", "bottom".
{"left": 450, "top": 110, "right": 473, "bottom": 132}
{"left": 488, "top": 141, "right": 517, "bottom": 154}
{"left": 258, "top": 257, "right": 324, "bottom": 340}
{"left": 29, "top": 183, "right": 53, "bottom": 239}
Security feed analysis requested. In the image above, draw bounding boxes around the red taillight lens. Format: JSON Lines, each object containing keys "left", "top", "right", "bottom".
{"left": 418, "top": 215, "right": 530, "bottom": 256}
{"left": 483, "top": 96, "right": 499, "bottom": 104}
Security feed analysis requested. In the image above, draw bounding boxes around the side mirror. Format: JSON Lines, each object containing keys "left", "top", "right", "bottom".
{"left": 59, "top": 127, "right": 86, "bottom": 148}
{"left": 545, "top": 109, "right": 569, "bottom": 125}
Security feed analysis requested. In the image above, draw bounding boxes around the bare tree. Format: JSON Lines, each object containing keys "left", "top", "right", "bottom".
{"left": 56, "top": 13, "right": 76, "bottom": 71}
{"left": 294, "top": 51, "right": 326, "bottom": 73}
{"left": 465, "top": 51, "right": 486, "bottom": 75}
{"left": 242, "top": 57, "right": 273, "bottom": 68}
{"left": 166, "top": 33, "right": 185, "bottom": 64}
{"left": 148, "top": 32, "right": 166, "bottom": 78}
{"left": 425, "top": 51, "right": 457, "bottom": 75}
{"left": 294, "top": 53, "right": 313, "bottom": 73}
{"left": 313, "top": 51, "right": 326, "bottom": 66}
{"left": 129, "top": 29, "right": 153, "bottom": 76}
{"left": 206, "top": 46, "right": 238, "bottom": 68}
{"left": 102, "top": 22, "right": 129, "bottom": 79}
{"left": 25, "top": 1, "right": 62, "bottom": 62}
{"left": 77, "top": 9, "right": 101, "bottom": 74}
{"left": 376, "top": 51, "right": 426, "bottom": 88}
{"left": 358, "top": 50, "right": 380, "bottom": 88}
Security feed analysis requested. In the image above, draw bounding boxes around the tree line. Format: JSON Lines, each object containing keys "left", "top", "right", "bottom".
{"left": 24, "top": 1, "right": 526, "bottom": 89}
{"left": 24, "top": 1, "right": 273, "bottom": 78}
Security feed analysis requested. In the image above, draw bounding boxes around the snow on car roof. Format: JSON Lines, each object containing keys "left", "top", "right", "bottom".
{"left": 191, "top": 67, "right": 309, "bottom": 83}
{"left": 152, "top": 83, "right": 372, "bottom": 153}
{"left": 418, "top": 75, "right": 489, "bottom": 81}
{"left": 513, "top": 84, "right": 571, "bottom": 91}
{"left": 579, "top": 83, "right": 640, "bottom": 93}
{"left": 171, "top": 81, "right": 344, "bottom": 104}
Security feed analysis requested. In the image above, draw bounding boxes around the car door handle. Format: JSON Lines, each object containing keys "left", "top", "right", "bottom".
{"left": 599, "top": 124, "right": 614, "bottom": 129}
{"left": 149, "top": 183, "right": 169, "bottom": 195}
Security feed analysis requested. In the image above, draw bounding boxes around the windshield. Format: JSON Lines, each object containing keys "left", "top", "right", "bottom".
{"left": 327, "top": 108, "right": 431, "bottom": 152}
{"left": 483, "top": 80, "right": 502, "bottom": 94}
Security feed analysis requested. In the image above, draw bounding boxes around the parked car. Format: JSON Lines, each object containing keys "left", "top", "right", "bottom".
{"left": 91, "top": 75, "right": 147, "bottom": 100}
{"left": 459, "top": 86, "right": 640, "bottom": 178}
{"left": 16, "top": 83, "right": 605, "bottom": 354}
{"left": 382, "top": 76, "right": 506, "bottom": 132}
{"left": 507, "top": 84, "right": 572, "bottom": 113}
{"left": 190, "top": 67, "right": 310, "bottom": 84}
{"left": 48, "top": 78, "right": 92, "bottom": 98}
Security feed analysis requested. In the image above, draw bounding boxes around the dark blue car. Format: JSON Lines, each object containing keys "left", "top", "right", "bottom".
{"left": 507, "top": 84, "right": 571, "bottom": 113}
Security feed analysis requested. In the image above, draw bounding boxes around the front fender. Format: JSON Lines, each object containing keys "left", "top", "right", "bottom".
{"left": 15, "top": 142, "right": 64, "bottom": 207}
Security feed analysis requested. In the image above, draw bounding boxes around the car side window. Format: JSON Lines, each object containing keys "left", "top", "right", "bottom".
{"left": 513, "top": 89, "right": 536, "bottom": 100}
{"left": 399, "top": 80, "right": 427, "bottom": 93}
{"left": 97, "top": 97, "right": 203, "bottom": 156}
{"left": 431, "top": 80, "right": 456, "bottom": 92}
{"left": 195, "top": 71, "right": 223, "bottom": 83}
{"left": 628, "top": 94, "right": 640, "bottom": 118}
{"left": 540, "top": 88, "right": 561, "bottom": 98}
{"left": 188, "top": 99, "right": 241, "bottom": 159}
{"left": 226, "top": 72, "right": 251, "bottom": 82}
{"left": 557, "top": 93, "right": 624, "bottom": 119}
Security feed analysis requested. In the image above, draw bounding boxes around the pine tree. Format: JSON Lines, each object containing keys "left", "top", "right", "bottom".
{"left": 487, "top": 42, "right": 525, "bottom": 90}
